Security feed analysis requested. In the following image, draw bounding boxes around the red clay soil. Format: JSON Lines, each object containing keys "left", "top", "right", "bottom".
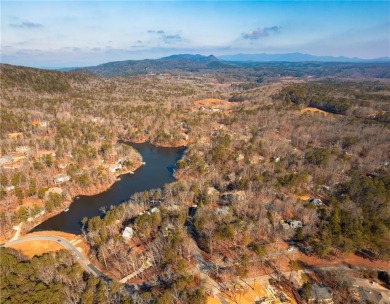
{"left": 296, "top": 252, "right": 390, "bottom": 270}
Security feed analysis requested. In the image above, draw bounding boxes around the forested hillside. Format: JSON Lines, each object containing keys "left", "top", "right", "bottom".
{"left": 0, "top": 248, "right": 131, "bottom": 304}
{"left": 0, "top": 63, "right": 389, "bottom": 303}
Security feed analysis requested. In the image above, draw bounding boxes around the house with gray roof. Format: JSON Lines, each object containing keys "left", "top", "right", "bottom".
{"left": 308, "top": 284, "right": 333, "bottom": 304}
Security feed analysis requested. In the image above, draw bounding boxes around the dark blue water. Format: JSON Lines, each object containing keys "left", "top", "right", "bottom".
{"left": 32, "top": 142, "right": 184, "bottom": 234}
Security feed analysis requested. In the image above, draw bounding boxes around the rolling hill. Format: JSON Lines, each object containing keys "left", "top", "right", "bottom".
{"left": 77, "top": 54, "right": 238, "bottom": 77}
{"left": 218, "top": 52, "right": 390, "bottom": 63}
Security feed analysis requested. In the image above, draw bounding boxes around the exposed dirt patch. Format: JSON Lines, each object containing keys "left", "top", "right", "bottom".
{"left": 343, "top": 253, "right": 390, "bottom": 269}
{"left": 9, "top": 240, "right": 63, "bottom": 258}
{"left": 206, "top": 296, "right": 221, "bottom": 304}
{"left": 297, "top": 252, "right": 390, "bottom": 270}
{"left": 227, "top": 282, "right": 274, "bottom": 304}
{"left": 300, "top": 107, "right": 330, "bottom": 115}
{"left": 18, "top": 231, "right": 91, "bottom": 257}
{"left": 296, "top": 195, "right": 311, "bottom": 201}
{"left": 194, "top": 98, "right": 237, "bottom": 110}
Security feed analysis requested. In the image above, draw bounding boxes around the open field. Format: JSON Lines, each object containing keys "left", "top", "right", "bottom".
{"left": 194, "top": 98, "right": 237, "bottom": 110}
{"left": 10, "top": 231, "right": 90, "bottom": 259}
{"left": 9, "top": 240, "right": 63, "bottom": 258}
{"left": 300, "top": 107, "right": 330, "bottom": 115}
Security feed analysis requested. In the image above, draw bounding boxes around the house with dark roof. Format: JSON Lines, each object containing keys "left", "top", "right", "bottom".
{"left": 307, "top": 198, "right": 323, "bottom": 207}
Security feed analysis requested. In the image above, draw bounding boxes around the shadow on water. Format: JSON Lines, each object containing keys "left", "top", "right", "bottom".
{"left": 31, "top": 142, "right": 185, "bottom": 234}
{"left": 167, "top": 146, "right": 186, "bottom": 174}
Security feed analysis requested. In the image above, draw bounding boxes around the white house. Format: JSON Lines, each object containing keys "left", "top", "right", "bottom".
{"left": 146, "top": 207, "right": 160, "bottom": 215}
{"left": 281, "top": 220, "right": 302, "bottom": 230}
{"left": 122, "top": 226, "right": 134, "bottom": 240}
{"left": 4, "top": 185, "right": 15, "bottom": 192}
{"left": 53, "top": 174, "right": 71, "bottom": 185}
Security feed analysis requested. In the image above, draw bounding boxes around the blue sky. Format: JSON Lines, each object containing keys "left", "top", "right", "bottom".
{"left": 1, "top": 1, "right": 389, "bottom": 67}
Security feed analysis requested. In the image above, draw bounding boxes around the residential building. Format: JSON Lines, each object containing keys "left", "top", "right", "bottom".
{"left": 53, "top": 174, "right": 71, "bottom": 185}
{"left": 281, "top": 220, "right": 303, "bottom": 230}
{"left": 308, "top": 284, "right": 333, "bottom": 304}
{"left": 4, "top": 185, "right": 15, "bottom": 192}
{"left": 219, "top": 191, "right": 246, "bottom": 205}
{"left": 308, "top": 198, "right": 323, "bottom": 207}
{"left": 122, "top": 226, "right": 134, "bottom": 240}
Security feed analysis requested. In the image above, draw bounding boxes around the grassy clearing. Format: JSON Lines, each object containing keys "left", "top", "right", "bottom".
{"left": 11, "top": 231, "right": 91, "bottom": 258}
{"left": 300, "top": 107, "right": 330, "bottom": 115}
{"left": 9, "top": 240, "right": 63, "bottom": 258}
{"left": 194, "top": 98, "right": 236, "bottom": 110}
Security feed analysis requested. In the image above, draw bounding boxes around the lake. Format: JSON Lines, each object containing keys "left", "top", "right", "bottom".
{"left": 32, "top": 142, "right": 184, "bottom": 234}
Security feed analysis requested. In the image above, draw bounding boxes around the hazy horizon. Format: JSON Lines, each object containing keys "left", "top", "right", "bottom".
{"left": 2, "top": 0, "right": 389, "bottom": 68}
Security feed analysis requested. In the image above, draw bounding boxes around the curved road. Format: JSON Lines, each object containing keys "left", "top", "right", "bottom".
{"left": 2, "top": 235, "right": 103, "bottom": 277}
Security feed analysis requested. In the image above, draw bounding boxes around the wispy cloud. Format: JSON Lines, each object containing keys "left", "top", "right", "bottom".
{"left": 10, "top": 21, "right": 44, "bottom": 29}
{"left": 242, "top": 26, "right": 280, "bottom": 40}
{"left": 147, "top": 30, "right": 185, "bottom": 45}
{"left": 162, "top": 34, "right": 183, "bottom": 44}
{"left": 148, "top": 30, "right": 165, "bottom": 34}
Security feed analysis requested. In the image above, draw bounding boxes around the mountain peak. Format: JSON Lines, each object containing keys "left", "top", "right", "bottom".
{"left": 207, "top": 55, "right": 218, "bottom": 61}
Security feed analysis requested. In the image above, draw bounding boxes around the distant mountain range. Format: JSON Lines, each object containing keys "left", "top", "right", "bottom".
{"left": 69, "top": 53, "right": 389, "bottom": 78}
{"left": 218, "top": 52, "right": 390, "bottom": 63}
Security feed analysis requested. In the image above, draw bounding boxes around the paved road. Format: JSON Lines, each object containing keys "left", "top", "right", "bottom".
{"left": 10, "top": 222, "right": 23, "bottom": 241}
{"left": 3, "top": 235, "right": 100, "bottom": 277}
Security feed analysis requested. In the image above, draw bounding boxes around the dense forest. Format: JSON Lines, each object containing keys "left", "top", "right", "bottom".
{"left": 0, "top": 248, "right": 132, "bottom": 304}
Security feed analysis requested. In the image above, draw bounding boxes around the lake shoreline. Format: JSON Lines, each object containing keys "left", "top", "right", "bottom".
{"left": 118, "top": 137, "right": 188, "bottom": 148}
{"left": 29, "top": 142, "right": 184, "bottom": 234}
{"left": 21, "top": 162, "right": 143, "bottom": 237}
